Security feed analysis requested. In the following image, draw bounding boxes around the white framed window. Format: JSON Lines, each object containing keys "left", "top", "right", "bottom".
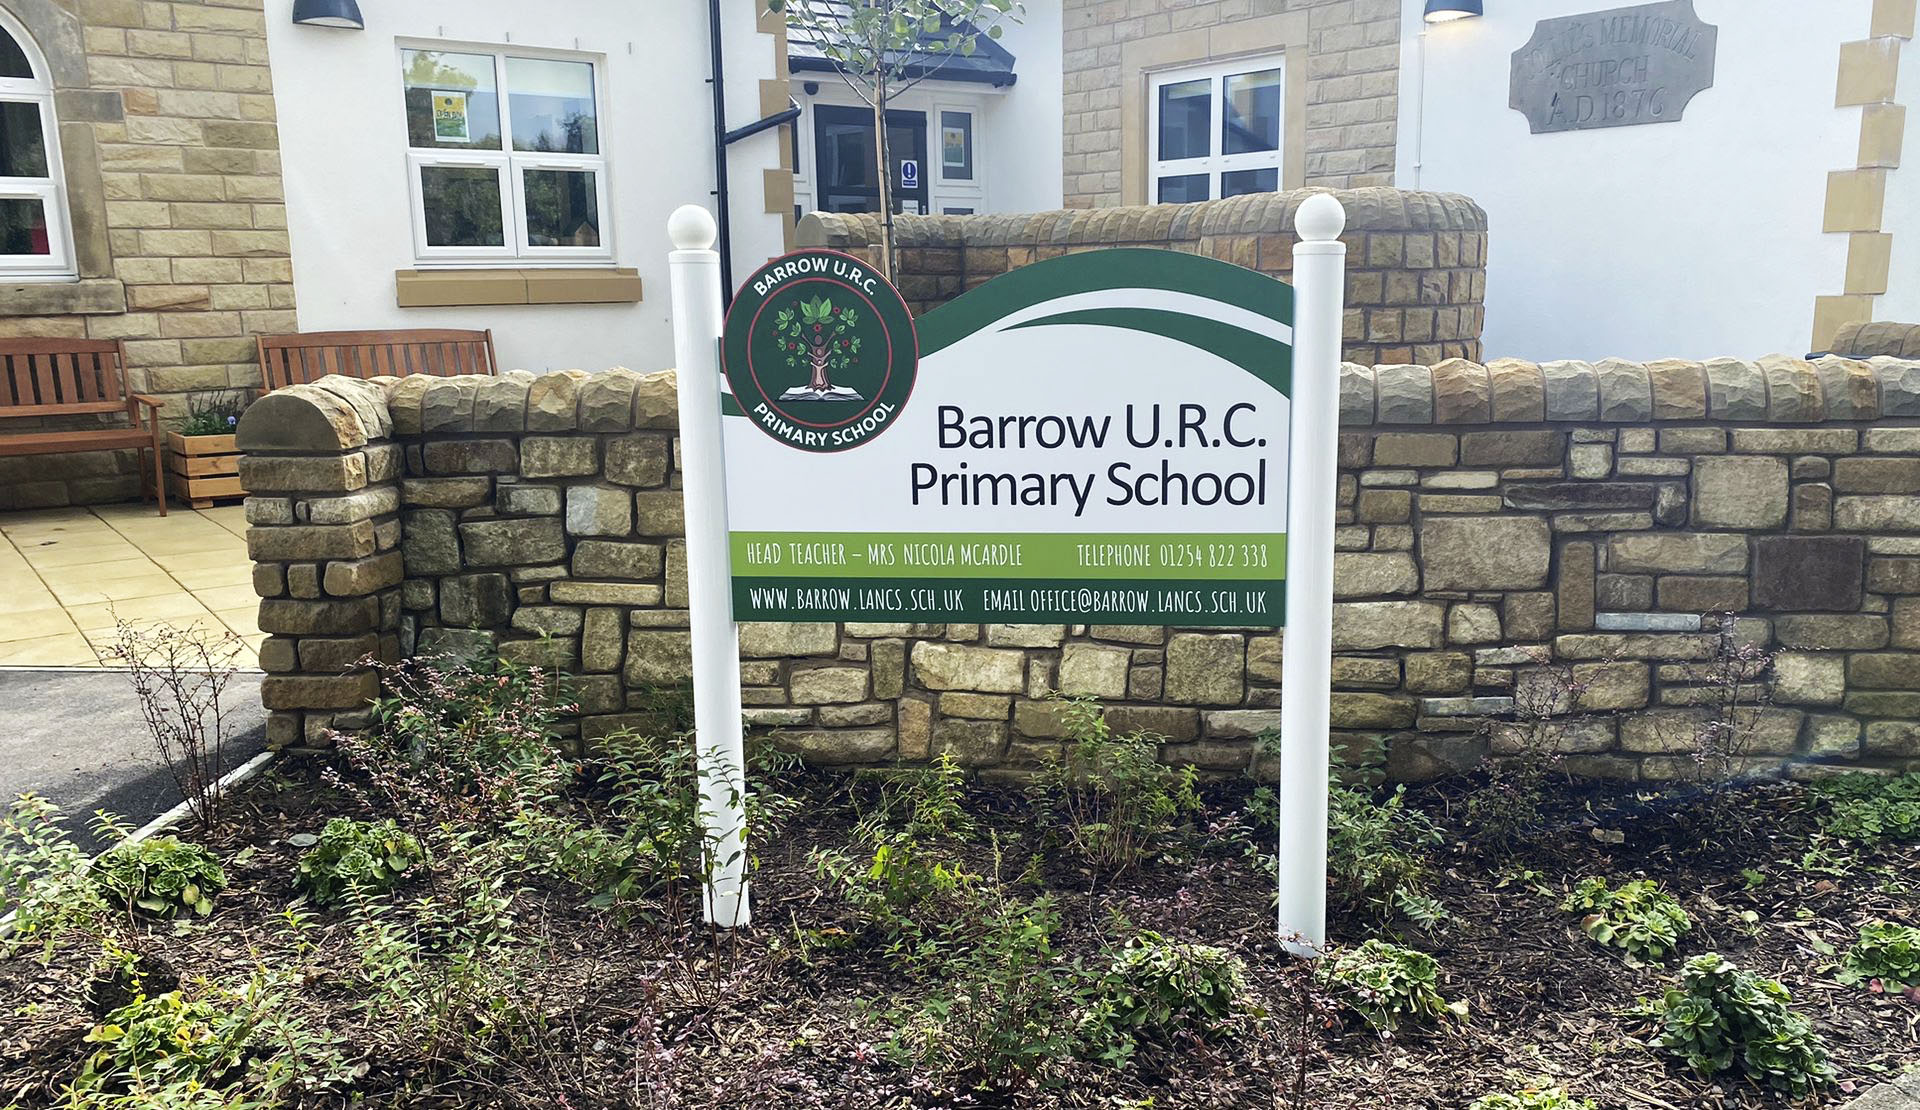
{"left": 1147, "top": 54, "right": 1284, "bottom": 205}
{"left": 399, "top": 44, "right": 611, "bottom": 266}
{"left": 0, "top": 9, "right": 74, "bottom": 280}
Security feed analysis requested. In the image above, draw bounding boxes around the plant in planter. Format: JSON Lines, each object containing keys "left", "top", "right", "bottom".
{"left": 167, "top": 389, "right": 253, "bottom": 509}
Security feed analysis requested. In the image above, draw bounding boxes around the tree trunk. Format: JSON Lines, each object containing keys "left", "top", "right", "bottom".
{"left": 872, "top": 69, "right": 896, "bottom": 281}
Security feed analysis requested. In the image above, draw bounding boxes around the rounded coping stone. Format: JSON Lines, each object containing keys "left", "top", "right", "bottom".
{"left": 235, "top": 381, "right": 379, "bottom": 453}
{"left": 668, "top": 204, "right": 718, "bottom": 251}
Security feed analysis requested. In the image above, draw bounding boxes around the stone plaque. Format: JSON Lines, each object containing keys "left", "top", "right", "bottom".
{"left": 1509, "top": 0, "right": 1717, "bottom": 134}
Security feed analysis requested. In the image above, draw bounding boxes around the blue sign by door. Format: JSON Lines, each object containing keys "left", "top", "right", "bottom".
{"left": 899, "top": 159, "right": 920, "bottom": 190}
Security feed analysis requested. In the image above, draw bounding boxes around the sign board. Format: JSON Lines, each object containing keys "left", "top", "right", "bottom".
{"left": 430, "top": 91, "right": 470, "bottom": 142}
{"left": 899, "top": 159, "right": 920, "bottom": 190}
{"left": 720, "top": 248, "right": 1293, "bottom": 627}
{"left": 1509, "top": 0, "right": 1716, "bottom": 134}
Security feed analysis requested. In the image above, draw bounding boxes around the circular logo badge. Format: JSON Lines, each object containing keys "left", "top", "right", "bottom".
{"left": 723, "top": 248, "right": 918, "bottom": 453}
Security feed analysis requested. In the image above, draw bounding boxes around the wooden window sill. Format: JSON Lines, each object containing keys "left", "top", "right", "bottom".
{"left": 395, "top": 268, "right": 643, "bottom": 308}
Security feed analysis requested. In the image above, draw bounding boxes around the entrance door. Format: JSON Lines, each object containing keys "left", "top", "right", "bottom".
{"left": 814, "top": 105, "right": 928, "bottom": 215}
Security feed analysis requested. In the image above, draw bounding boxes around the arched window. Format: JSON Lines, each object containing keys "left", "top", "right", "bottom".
{"left": 0, "top": 9, "right": 72, "bottom": 279}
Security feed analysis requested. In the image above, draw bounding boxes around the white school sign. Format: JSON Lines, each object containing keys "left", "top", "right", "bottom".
{"left": 718, "top": 247, "right": 1295, "bottom": 627}
{"left": 665, "top": 197, "right": 1348, "bottom": 953}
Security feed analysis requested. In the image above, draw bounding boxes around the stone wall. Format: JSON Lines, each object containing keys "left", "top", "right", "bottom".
{"left": 799, "top": 188, "right": 1488, "bottom": 367}
{"left": 0, "top": 0, "right": 294, "bottom": 511}
{"left": 240, "top": 356, "right": 1920, "bottom": 782}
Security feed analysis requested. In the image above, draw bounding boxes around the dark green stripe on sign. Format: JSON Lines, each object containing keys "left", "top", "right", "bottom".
{"left": 733, "top": 576, "right": 1285, "bottom": 628}
{"left": 1003, "top": 308, "right": 1292, "bottom": 396}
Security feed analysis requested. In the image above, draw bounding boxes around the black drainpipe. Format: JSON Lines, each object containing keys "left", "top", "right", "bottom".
{"left": 709, "top": 0, "right": 805, "bottom": 307}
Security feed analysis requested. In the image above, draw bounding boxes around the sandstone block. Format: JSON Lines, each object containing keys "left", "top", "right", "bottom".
{"left": 1403, "top": 652, "right": 1471, "bottom": 694}
{"left": 624, "top": 630, "right": 692, "bottom": 685}
{"left": 791, "top": 665, "right": 870, "bottom": 704}
{"left": 1058, "top": 642, "right": 1131, "bottom": 699}
{"left": 305, "top": 486, "right": 399, "bottom": 525}
{"left": 1504, "top": 591, "right": 1557, "bottom": 640}
{"left": 1330, "top": 693, "right": 1416, "bottom": 728}
{"left": 1461, "top": 429, "right": 1564, "bottom": 467}
{"left": 1835, "top": 495, "right": 1920, "bottom": 531}
{"left": 422, "top": 439, "right": 518, "bottom": 475}
{"left": 400, "top": 509, "right": 459, "bottom": 574}
{"left": 1865, "top": 721, "right": 1920, "bottom": 756}
{"left": 1448, "top": 603, "right": 1501, "bottom": 644}
{"left": 1246, "top": 633, "right": 1284, "bottom": 683}
{"left": 322, "top": 550, "right": 402, "bottom": 597}
{"left": 1012, "top": 699, "right": 1068, "bottom": 739}
{"left": 1593, "top": 358, "right": 1652, "bottom": 421}
{"left": 1646, "top": 359, "right": 1708, "bottom": 419}
{"left": 1164, "top": 633, "right": 1245, "bottom": 704}
{"left": 934, "top": 719, "right": 1008, "bottom": 766}
{"left": 1752, "top": 536, "right": 1865, "bottom": 611}
{"left": 1334, "top": 600, "right": 1445, "bottom": 650}
{"left": 606, "top": 435, "right": 671, "bottom": 487}
{"left": 1373, "top": 364, "right": 1433, "bottom": 423}
{"left": 632, "top": 370, "right": 678, "bottom": 429}
{"left": 439, "top": 572, "right": 512, "bottom": 628}
{"left": 1430, "top": 359, "right": 1490, "bottom": 424}
{"left": 1540, "top": 360, "right": 1598, "bottom": 420}
{"left": 1421, "top": 516, "right": 1550, "bottom": 589}
{"left": 497, "top": 483, "right": 562, "bottom": 516}
{"left": 262, "top": 671, "right": 378, "bottom": 711}
{"left": 572, "top": 540, "right": 663, "bottom": 580}
{"left": 738, "top": 621, "right": 837, "bottom": 657}
{"left": 526, "top": 371, "right": 585, "bottom": 431}
{"left": 460, "top": 517, "right": 566, "bottom": 565}
{"left": 1619, "top": 709, "right": 1708, "bottom": 753}
{"left": 1486, "top": 358, "right": 1545, "bottom": 422}
{"left": 581, "top": 608, "right": 623, "bottom": 672}
{"left": 565, "top": 485, "right": 633, "bottom": 537}
{"left": 910, "top": 641, "right": 1025, "bottom": 692}
{"left": 1848, "top": 652, "right": 1920, "bottom": 690}
{"left": 1704, "top": 358, "right": 1768, "bottom": 419}
{"left": 1692, "top": 456, "right": 1788, "bottom": 529}
{"left": 256, "top": 596, "right": 378, "bottom": 636}
{"left": 416, "top": 627, "right": 497, "bottom": 660}
{"left": 1607, "top": 532, "right": 1746, "bottom": 575}
{"left": 871, "top": 639, "right": 906, "bottom": 699}
{"left": 400, "top": 477, "right": 491, "bottom": 510}
{"left": 633, "top": 490, "right": 686, "bottom": 535}
{"left": 1775, "top": 613, "right": 1888, "bottom": 650}
{"left": 246, "top": 520, "right": 374, "bottom": 562}
{"left": 1805, "top": 714, "right": 1860, "bottom": 756}
{"left": 1373, "top": 432, "right": 1456, "bottom": 467}
{"left": 1553, "top": 633, "right": 1718, "bottom": 660}
{"left": 937, "top": 692, "right": 1010, "bottom": 720}
{"left": 549, "top": 581, "right": 662, "bottom": 606}
{"left": 579, "top": 371, "right": 638, "bottom": 432}
{"left": 237, "top": 453, "right": 367, "bottom": 494}
{"left": 1200, "top": 709, "right": 1285, "bottom": 738}
{"left": 983, "top": 624, "right": 1066, "bottom": 648}
{"left": 511, "top": 606, "right": 584, "bottom": 637}
{"left": 770, "top": 727, "right": 897, "bottom": 764}
{"left": 1334, "top": 552, "right": 1419, "bottom": 597}
{"left": 1105, "top": 706, "right": 1201, "bottom": 740}
{"left": 295, "top": 634, "right": 382, "bottom": 673}
{"left": 520, "top": 436, "right": 598, "bottom": 478}
{"left": 819, "top": 703, "right": 891, "bottom": 727}
{"left": 1772, "top": 653, "right": 1845, "bottom": 705}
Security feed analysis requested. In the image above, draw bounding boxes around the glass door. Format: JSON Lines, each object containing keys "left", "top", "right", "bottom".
{"left": 814, "top": 104, "right": 928, "bottom": 215}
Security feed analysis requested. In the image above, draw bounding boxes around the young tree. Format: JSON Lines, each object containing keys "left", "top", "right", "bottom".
{"left": 768, "top": 0, "right": 1022, "bottom": 279}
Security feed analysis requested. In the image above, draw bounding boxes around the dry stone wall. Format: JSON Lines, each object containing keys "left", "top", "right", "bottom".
{"left": 240, "top": 356, "right": 1920, "bottom": 782}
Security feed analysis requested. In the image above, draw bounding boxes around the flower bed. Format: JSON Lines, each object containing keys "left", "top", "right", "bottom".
{"left": 1, "top": 660, "right": 1915, "bottom": 1108}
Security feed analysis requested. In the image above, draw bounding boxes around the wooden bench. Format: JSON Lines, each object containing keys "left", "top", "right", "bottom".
{"left": 0, "top": 338, "right": 167, "bottom": 515}
{"left": 256, "top": 328, "right": 498, "bottom": 391}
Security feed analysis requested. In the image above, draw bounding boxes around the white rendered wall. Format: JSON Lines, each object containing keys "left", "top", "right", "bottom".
{"left": 1879, "top": 31, "right": 1920, "bottom": 324}
{"left": 1397, "top": 0, "right": 1871, "bottom": 361}
{"left": 266, "top": 0, "right": 783, "bottom": 373}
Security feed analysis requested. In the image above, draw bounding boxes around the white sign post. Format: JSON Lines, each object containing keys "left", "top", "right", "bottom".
{"left": 1276, "top": 194, "right": 1347, "bottom": 956}
{"left": 666, "top": 205, "right": 751, "bottom": 928}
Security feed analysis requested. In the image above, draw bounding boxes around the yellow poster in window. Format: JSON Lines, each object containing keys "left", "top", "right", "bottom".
{"left": 431, "top": 91, "right": 470, "bottom": 143}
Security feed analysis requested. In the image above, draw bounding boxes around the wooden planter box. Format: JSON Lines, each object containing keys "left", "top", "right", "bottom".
{"left": 167, "top": 432, "right": 245, "bottom": 509}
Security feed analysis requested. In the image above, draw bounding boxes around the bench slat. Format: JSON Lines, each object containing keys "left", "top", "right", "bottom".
{"left": 254, "top": 328, "right": 496, "bottom": 390}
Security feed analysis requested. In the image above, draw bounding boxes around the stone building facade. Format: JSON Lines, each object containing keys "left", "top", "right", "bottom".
{"left": 0, "top": 0, "right": 293, "bottom": 510}
{"left": 241, "top": 356, "right": 1920, "bottom": 783}
{"left": 1062, "top": 0, "right": 1400, "bottom": 207}
{"left": 801, "top": 188, "right": 1487, "bottom": 366}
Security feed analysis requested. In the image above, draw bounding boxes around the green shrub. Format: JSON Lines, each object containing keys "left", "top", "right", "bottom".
{"left": 812, "top": 826, "right": 979, "bottom": 966}
{"left": 92, "top": 836, "right": 224, "bottom": 918}
{"left": 1651, "top": 953, "right": 1834, "bottom": 1095}
{"left": 1840, "top": 921, "right": 1920, "bottom": 991}
{"left": 889, "top": 893, "right": 1085, "bottom": 1092}
{"left": 1562, "top": 877, "right": 1692, "bottom": 961}
{"left": 1328, "top": 939, "right": 1465, "bottom": 1032}
{"left": 75, "top": 990, "right": 248, "bottom": 1091}
{"left": 1468, "top": 1085, "right": 1595, "bottom": 1110}
{"left": 1813, "top": 772, "right": 1920, "bottom": 843}
{"left": 0, "top": 794, "right": 115, "bottom": 956}
{"left": 1030, "top": 698, "right": 1202, "bottom": 873}
{"left": 859, "top": 751, "right": 974, "bottom": 839}
{"left": 1098, "top": 929, "right": 1247, "bottom": 1046}
{"left": 1328, "top": 783, "right": 1447, "bottom": 925}
{"left": 294, "top": 818, "right": 422, "bottom": 905}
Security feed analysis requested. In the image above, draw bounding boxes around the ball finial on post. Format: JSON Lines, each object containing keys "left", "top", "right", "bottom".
{"left": 1296, "top": 193, "right": 1347, "bottom": 243}
{"left": 668, "top": 204, "right": 719, "bottom": 251}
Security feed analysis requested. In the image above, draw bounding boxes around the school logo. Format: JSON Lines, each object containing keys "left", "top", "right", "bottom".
{"left": 723, "top": 248, "right": 917, "bottom": 453}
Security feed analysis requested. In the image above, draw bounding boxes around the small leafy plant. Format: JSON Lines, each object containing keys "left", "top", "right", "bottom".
{"left": 1328, "top": 782, "right": 1447, "bottom": 926}
{"left": 178, "top": 389, "right": 248, "bottom": 437}
{"left": 75, "top": 990, "right": 251, "bottom": 1092}
{"left": 1328, "top": 939, "right": 1466, "bottom": 1032}
{"left": 294, "top": 817, "right": 422, "bottom": 905}
{"left": 1097, "top": 929, "right": 1247, "bottom": 1047}
{"left": 1651, "top": 953, "right": 1834, "bottom": 1095}
{"left": 1813, "top": 772, "right": 1920, "bottom": 843}
{"left": 858, "top": 751, "right": 974, "bottom": 839}
{"left": 1563, "top": 877, "right": 1692, "bottom": 961}
{"left": 93, "top": 835, "right": 224, "bottom": 918}
{"left": 1840, "top": 921, "right": 1920, "bottom": 993}
{"left": 1468, "top": 1085, "right": 1596, "bottom": 1110}
{"left": 1030, "top": 697, "right": 1202, "bottom": 874}
{"left": 0, "top": 794, "right": 114, "bottom": 955}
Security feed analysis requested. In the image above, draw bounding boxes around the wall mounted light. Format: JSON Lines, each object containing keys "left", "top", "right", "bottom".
{"left": 292, "top": 0, "right": 364, "bottom": 29}
{"left": 1424, "top": 0, "right": 1483, "bottom": 22}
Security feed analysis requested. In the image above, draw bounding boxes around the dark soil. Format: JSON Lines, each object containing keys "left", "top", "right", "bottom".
{"left": 1, "top": 763, "right": 1915, "bottom": 1110}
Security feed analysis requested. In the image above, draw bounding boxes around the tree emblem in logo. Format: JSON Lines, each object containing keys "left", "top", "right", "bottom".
{"left": 774, "top": 296, "right": 865, "bottom": 402}
{"left": 723, "top": 249, "right": 918, "bottom": 454}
